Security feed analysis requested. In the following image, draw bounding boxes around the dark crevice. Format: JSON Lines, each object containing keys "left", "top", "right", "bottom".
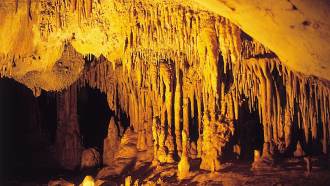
{"left": 77, "top": 86, "right": 111, "bottom": 151}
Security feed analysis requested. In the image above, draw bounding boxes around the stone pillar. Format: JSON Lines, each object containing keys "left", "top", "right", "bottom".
{"left": 323, "top": 122, "right": 329, "bottom": 155}
{"left": 183, "top": 96, "right": 190, "bottom": 140}
{"left": 284, "top": 110, "right": 292, "bottom": 148}
{"left": 165, "top": 86, "right": 175, "bottom": 162}
{"left": 174, "top": 69, "right": 182, "bottom": 156}
{"left": 55, "top": 84, "right": 82, "bottom": 170}
{"left": 178, "top": 130, "right": 190, "bottom": 179}
{"left": 103, "top": 117, "right": 120, "bottom": 166}
{"left": 200, "top": 114, "right": 221, "bottom": 172}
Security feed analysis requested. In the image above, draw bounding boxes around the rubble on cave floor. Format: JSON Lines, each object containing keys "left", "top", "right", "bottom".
{"left": 44, "top": 156, "right": 330, "bottom": 186}
{"left": 51, "top": 127, "right": 330, "bottom": 186}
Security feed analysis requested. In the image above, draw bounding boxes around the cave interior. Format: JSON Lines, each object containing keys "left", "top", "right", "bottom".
{"left": 0, "top": 0, "right": 330, "bottom": 185}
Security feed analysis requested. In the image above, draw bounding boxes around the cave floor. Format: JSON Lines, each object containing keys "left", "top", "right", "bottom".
{"left": 3, "top": 157, "right": 330, "bottom": 186}
{"left": 127, "top": 158, "right": 330, "bottom": 186}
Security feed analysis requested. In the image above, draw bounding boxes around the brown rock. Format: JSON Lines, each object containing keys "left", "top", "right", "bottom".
{"left": 103, "top": 117, "right": 120, "bottom": 166}
{"left": 81, "top": 148, "right": 101, "bottom": 169}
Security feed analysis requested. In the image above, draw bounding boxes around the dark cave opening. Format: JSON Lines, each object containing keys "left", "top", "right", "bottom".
{"left": 236, "top": 100, "right": 264, "bottom": 161}
{"left": 189, "top": 96, "right": 200, "bottom": 143}
{"left": 77, "top": 86, "right": 112, "bottom": 152}
{"left": 0, "top": 80, "right": 121, "bottom": 183}
{"left": 0, "top": 78, "right": 57, "bottom": 182}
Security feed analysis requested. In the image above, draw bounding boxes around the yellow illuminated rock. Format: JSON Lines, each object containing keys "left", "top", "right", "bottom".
{"left": 1, "top": 0, "right": 330, "bottom": 185}
{"left": 178, "top": 130, "right": 191, "bottom": 179}
{"left": 81, "top": 175, "right": 95, "bottom": 186}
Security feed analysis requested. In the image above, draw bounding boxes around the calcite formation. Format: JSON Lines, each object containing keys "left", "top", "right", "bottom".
{"left": 55, "top": 83, "right": 82, "bottom": 170}
{"left": 0, "top": 0, "right": 330, "bottom": 180}
{"left": 178, "top": 130, "right": 190, "bottom": 179}
{"left": 81, "top": 148, "right": 101, "bottom": 169}
{"left": 103, "top": 117, "right": 120, "bottom": 166}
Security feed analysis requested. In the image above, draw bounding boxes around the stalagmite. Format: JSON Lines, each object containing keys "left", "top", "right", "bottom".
{"left": 103, "top": 117, "right": 120, "bottom": 166}
{"left": 304, "top": 156, "right": 312, "bottom": 176}
{"left": 55, "top": 83, "right": 82, "bottom": 170}
{"left": 174, "top": 66, "right": 182, "bottom": 156}
{"left": 182, "top": 96, "right": 190, "bottom": 155}
{"left": 254, "top": 150, "right": 261, "bottom": 162}
{"left": 81, "top": 176, "right": 95, "bottom": 186}
{"left": 178, "top": 130, "right": 190, "bottom": 179}
{"left": 294, "top": 141, "right": 305, "bottom": 158}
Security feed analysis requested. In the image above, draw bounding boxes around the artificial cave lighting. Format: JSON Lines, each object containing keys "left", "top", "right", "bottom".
{"left": 0, "top": 0, "right": 330, "bottom": 185}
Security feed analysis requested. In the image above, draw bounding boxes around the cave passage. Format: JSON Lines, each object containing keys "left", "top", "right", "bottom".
{"left": 0, "top": 80, "right": 120, "bottom": 182}
{"left": 236, "top": 101, "right": 264, "bottom": 161}
{"left": 0, "top": 78, "right": 57, "bottom": 181}
{"left": 77, "top": 86, "right": 112, "bottom": 151}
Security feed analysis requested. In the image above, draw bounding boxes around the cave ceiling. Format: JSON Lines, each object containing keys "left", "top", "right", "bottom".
{"left": 0, "top": 0, "right": 329, "bottom": 92}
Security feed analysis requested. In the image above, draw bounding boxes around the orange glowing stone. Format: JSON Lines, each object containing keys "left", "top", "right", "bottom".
{"left": 81, "top": 175, "right": 95, "bottom": 186}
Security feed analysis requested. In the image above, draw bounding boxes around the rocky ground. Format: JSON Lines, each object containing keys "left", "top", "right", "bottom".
{"left": 3, "top": 129, "right": 330, "bottom": 186}
{"left": 3, "top": 157, "right": 330, "bottom": 186}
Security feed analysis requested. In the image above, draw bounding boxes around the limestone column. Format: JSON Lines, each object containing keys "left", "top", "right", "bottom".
{"left": 103, "top": 117, "right": 120, "bottom": 166}
{"left": 183, "top": 95, "right": 190, "bottom": 139}
{"left": 165, "top": 88, "right": 175, "bottom": 162}
{"left": 323, "top": 121, "right": 329, "bottom": 155}
{"left": 55, "top": 84, "right": 82, "bottom": 170}
{"left": 196, "top": 95, "right": 203, "bottom": 158}
{"left": 178, "top": 130, "right": 190, "bottom": 179}
{"left": 284, "top": 109, "right": 292, "bottom": 148}
{"left": 200, "top": 112, "right": 222, "bottom": 171}
{"left": 146, "top": 99, "right": 154, "bottom": 148}
{"left": 174, "top": 68, "right": 182, "bottom": 156}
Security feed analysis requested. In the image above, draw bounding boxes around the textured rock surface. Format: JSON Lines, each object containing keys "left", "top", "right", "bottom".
{"left": 81, "top": 148, "right": 101, "bottom": 169}
{"left": 177, "top": 131, "right": 190, "bottom": 179}
{"left": 49, "top": 178, "right": 74, "bottom": 186}
{"left": 1, "top": 0, "right": 330, "bottom": 185}
{"left": 5, "top": 0, "right": 326, "bottom": 172}
{"left": 0, "top": 0, "right": 329, "bottom": 90}
{"left": 103, "top": 117, "right": 120, "bottom": 166}
{"left": 55, "top": 83, "right": 82, "bottom": 170}
{"left": 194, "top": 0, "right": 330, "bottom": 80}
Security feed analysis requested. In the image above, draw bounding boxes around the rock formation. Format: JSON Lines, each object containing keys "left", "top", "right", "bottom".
{"left": 103, "top": 117, "right": 120, "bottom": 166}
{"left": 55, "top": 83, "right": 82, "bottom": 170}
{"left": 80, "top": 175, "right": 95, "bottom": 186}
{"left": 81, "top": 148, "right": 101, "bottom": 169}
{"left": 1, "top": 0, "right": 330, "bottom": 185}
{"left": 178, "top": 130, "right": 190, "bottom": 179}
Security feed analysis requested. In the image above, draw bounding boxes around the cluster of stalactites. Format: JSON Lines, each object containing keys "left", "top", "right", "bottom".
{"left": 78, "top": 52, "right": 237, "bottom": 172}
{"left": 73, "top": 0, "right": 330, "bottom": 171}
{"left": 235, "top": 58, "right": 330, "bottom": 155}
{"left": 120, "top": 0, "right": 241, "bottom": 75}
{"left": 18, "top": 0, "right": 93, "bottom": 33}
